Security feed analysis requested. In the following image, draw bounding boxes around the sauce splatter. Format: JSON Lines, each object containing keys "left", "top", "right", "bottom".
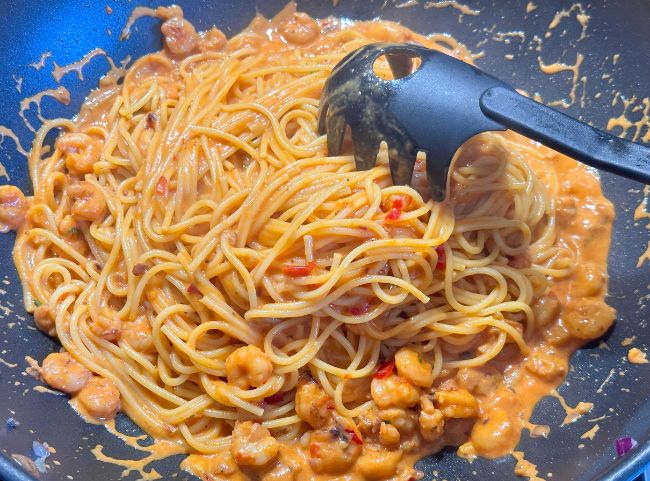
{"left": 52, "top": 48, "right": 119, "bottom": 83}
{"left": 423, "top": 1, "right": 480, "bottom": 19}
{"left": 18, "top": 86, "right": 71, "bottom": 133}
{"left": 513, "top": 451, "right": 546, "bottom": 481}
{"left": 537, "top": 54, "right": 585, "bottom": 109}
{"left": 0, "top": 125, "right": 28, "bottom": 158}
{"left": 90, "top": 420, "right": 185, "bottom": 481}
{"left": 30, "top": 52, "right": 52, "bottom": 71}
{"left": 549, "top": 390, "right": 593, "bottom": 425}
{"left": 580, "top": 424, "right": 599, "bottom": 440}
{"left": 546, "top": 3, "right": 590, "bottom": 41}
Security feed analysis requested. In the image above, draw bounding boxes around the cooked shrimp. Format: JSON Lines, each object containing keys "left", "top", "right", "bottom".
{"left": 418, "top": 395, "right": 444, "bottom": 441}
{"left": 56, "top": 132, "right": 102, "bottom": 175}
{"left": 433, "top": 389, "right": 478, "bottom": 419}
{"left": 41, "top": 352, "right": 92, "bottom": 394}
{"left": 295, "top": 381, "right": 334, "bottom": 428}
{"left": 371, "top": 375, "right": 420, "bottom": 409}
{"left": 357, "top": 445, "right": 403, "bottom": 480}
{"left": 89, "top": 310, "right": 123, "bottom": 342}
{"left": 0, "top": 185, "right": 28, "bottom": 233}
{"left": 225, "top": 345, "right": 273, "bottom": 389}
{"left": 121, "top": 316, "right": 155, "bottom": 352}
{"left": 307, "top": 426, "right": 362, "bottom": 474}
{"left": 230, "top": 421, "right": 279, "bottom": 466}
{"left": 68, "top": 181, "right": 107, "bottom": 221}
{"left": 34, "top": 305, "right": 55, "bottom": 336}
{"left": 76, "top": 376, "right": 121, "bottom": 420}
{"left": 161, "top": 17, "right": 200, "bottom": 56}
{"left": 278, "top": 12, "right": 320, "bottom": 45}
{"left": 395, "top": 347, "right": 434, "bottom": 387}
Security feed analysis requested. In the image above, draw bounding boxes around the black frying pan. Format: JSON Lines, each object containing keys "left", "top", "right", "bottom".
{"left": 0, "top": 1, "right": 649, "bottom": 480}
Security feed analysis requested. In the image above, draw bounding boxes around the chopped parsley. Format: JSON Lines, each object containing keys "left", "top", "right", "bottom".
{"left": 383, "top": 420, "right": 391, "bottom": 424}
{"left": 67, "top": 227, "right": 80, "bottom": 236}
{"left": 33, "top": 300, "right": 42, "bottom": 307}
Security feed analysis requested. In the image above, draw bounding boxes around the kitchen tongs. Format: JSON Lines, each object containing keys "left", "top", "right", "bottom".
{"left": 318, "top": 43, "right": 650, "bottom": 201}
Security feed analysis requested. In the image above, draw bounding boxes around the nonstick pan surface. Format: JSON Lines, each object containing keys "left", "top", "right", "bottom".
{"left": 0, "top": 1, "right": 648, "bottom": 480}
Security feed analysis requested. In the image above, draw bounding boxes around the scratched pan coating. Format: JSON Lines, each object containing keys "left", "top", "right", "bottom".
{"left": 0, "top": 1, "right": 649, "bottom": 480}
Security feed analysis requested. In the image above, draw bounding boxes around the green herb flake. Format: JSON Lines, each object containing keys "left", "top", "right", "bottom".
{"left": 33, "top": 300, "right": 42, "bottom": 307}
{"left": 67, "top": 227, "right": 80, "bottom": 236}
{"left": 382, "top": 420, "right": 391, "bottom": 424}
{"left": 418, "top": 353, "right": 423, "bottom": 363}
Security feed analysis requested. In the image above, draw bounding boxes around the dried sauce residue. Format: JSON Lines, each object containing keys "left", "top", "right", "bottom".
{"left": 90, "top": 420, "right": 185, "bottom": 481}
{"left": 0, "top": 125, "right": 29, "bottom": 158}
{"left": 12, "top": 74, "right": 23, "bottom": 94}
{"left": 546, "top": 3, "right": 590, "bottom": 41}
{"left": 621, "top": 336, "right": 636, "bottom": 347}
{"left": 522, "top": 420, "right": 551, "bottom": 439}
{"left": 423, "top": 1, "right": 480, "bottom": 19}
{"left": 537, "top": 54, "right": 585, "bottom": 109}
{"left": 607, "top": 95, "right": 650, "bottom": 143}
{"left": 628, "top": 347, "right": 649, "bottom": 364}
{"left": 30, "top": 52, "right": 52, "bottom": 71}
{"left": 580, "top": 424, "right": 599, "bottom": 440}
{"left": 549, "top": 390, "right": 593, "bottom": 425}
{"left": 513, "top": 451, "right": 546, "bottom": 481}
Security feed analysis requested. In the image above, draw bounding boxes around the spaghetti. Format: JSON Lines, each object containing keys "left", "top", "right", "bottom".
{"left": 0, "top": 4, "right": 616, "bottom": 480}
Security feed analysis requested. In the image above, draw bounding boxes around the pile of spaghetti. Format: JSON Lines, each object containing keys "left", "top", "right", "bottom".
{"left": 8, "top": 5, "right": 585, "bottom": 480}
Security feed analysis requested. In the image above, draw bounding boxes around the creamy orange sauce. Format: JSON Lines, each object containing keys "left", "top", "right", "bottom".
{"left": 3, "top": 5, "right": 617, "bottom": 481}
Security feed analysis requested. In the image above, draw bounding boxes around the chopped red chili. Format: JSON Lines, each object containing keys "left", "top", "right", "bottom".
{"left": 325, "top": 399, "right": 335, "bottom": 410}
{"left": 283, "top": 261, "right": 316, "bottom": 277}
{"left": 435, "top": 245, "right": 446, "bottom": 271}
{"left": 263, "top": 392, "right": 284, "bottom": 404}
{"left": 156, "top": 176, "right": 168, "bottom": 197}
{"left": 385, "top": 196, "right": 407, "bottom": 222}
{"left": 187, "top": 283, "right": 200, "bottom": 295}
{"left": 309, "top": 443, "right": 319, "bottom": 456}
{"left": 345, "top": 428, "right": 363, "bottom": 445}
{"left": 347, "top": 300, "right": 370, "bottom": 316}
{"left": 373, "top": 360, "right": 395, "bottom": 379}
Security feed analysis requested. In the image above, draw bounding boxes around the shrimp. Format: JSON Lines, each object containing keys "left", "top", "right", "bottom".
{"left": 41, "top": 352, "right": 92, "bottom": 394}
{"left": 68, "top": 181, "right": 107, "bottom": 221}
{"left": 0, "top": 185, "right": 28, "bottom": 232}
{"left": 76, "top": 376, "right": 121, "bottom": 420}
{"left": 56, "top": 132, "right": 102, "bottom": 175}
{"left": 225, "top": 345, "right": 273, "bottom": 389}
{"left": 230, "top": 421, "right": 279, "bottom": 466}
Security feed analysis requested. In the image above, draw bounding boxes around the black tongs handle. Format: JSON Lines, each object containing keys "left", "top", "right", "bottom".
{"left": 480, "top": 86, "right": 650, "bottom": 185}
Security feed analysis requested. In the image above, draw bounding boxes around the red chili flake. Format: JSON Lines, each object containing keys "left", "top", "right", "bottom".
{"left": 373, "top": 360, "right": 395, "bottom": 379}
{"left": 325, "top": 400, "right": 335, "bottom": 410}
{"left": 344, "top": 428, "right": 363, "bottom": 445}
{"left": 283, "top": 261, "right": 316, "bottom": 277}
{"left": 385, "top": 208, "right": 401, "bottom": 221}
{"left": 156, "top": 176, "right": 168, "bottom": 197}
{"left": 347, "top": 300, "right": 370, "bottom": 316}
{"left": 309, "top": 443, "right": 320, "bottom": 456}
{"left": 435, "top": 245, "right": 446, "bottom": 271}
{"left": 187, "top": 283, "right": 200, "bottom": 295}
{"left": 384, "top": 196, "right": 409, "bottom": 222}
{"left": 263, "top": 392, "right": 284, "bottom": 404}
